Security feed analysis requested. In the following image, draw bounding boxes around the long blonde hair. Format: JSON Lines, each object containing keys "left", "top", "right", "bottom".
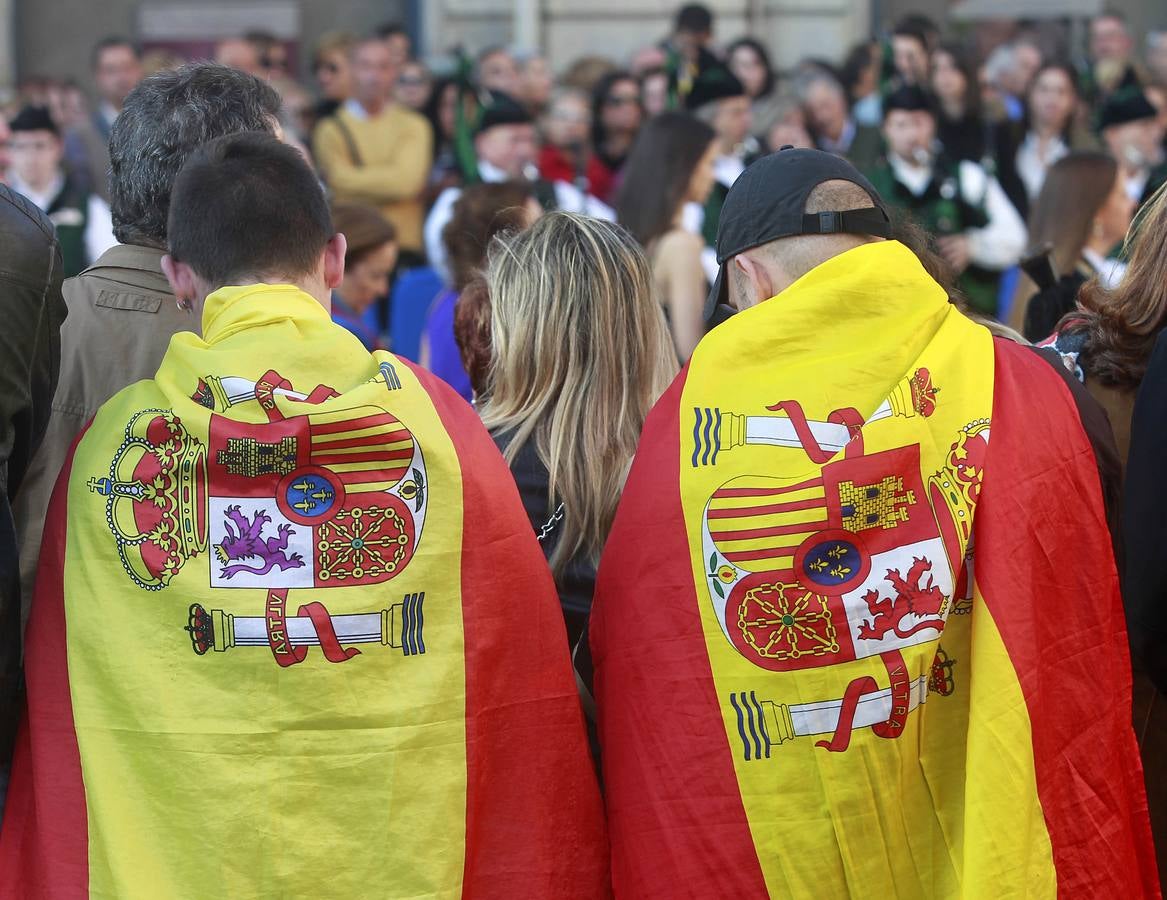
{"left": 480, "top": 212, "right": 678, "bottom": 578}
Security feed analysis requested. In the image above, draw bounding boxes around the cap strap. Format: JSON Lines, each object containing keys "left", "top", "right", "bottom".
{"left": 801, "top": 207, "right": 892, "bottom": 239}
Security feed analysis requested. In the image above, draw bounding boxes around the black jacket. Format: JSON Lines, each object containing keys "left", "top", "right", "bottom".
{"left": 491, "top": 431, "right": 596, "bottom": 650}
{"left": 0, "top": 185, "right": 66, "bottom": 770}
{"left": 1123, "top": 331, "right": 1167, "bottom": 694}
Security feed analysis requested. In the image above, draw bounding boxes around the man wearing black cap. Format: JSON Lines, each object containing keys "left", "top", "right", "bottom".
{"left": 1099, "top": 88, "right": 1166, "bottom": 206}
{"left": 7, "top": 106, "right": 91, "bottom": 277}
{"left": 684, "top": 64, "right": 759, "bottom": 258}
{"left": 866, "top": 86, "right": 1025, "bottom": 315}
{"left": 423, "top": 91, "right": 613, "bottom": 281}
{"left": 588, "top": 146, "right": 1157, "bottom": 897}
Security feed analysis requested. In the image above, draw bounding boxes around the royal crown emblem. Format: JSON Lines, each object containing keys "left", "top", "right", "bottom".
{"left": 88, "top": 410, "right": 208, "bottom": 590}
{"left": 93, "top": 369, "right": 431, "bottom": 668}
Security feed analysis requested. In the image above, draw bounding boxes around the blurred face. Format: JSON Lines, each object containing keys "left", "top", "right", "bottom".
{"left": 1105, "top": 118, "right": 1166, "bottom": 170}
{"left": 342, "top": 241, "right": 399, "bottom": 312}
{"left": 479, "top": 50, "right": 520, "bottom": 97}
{"left": 395, "top": 62, "right": 431, "bottom": 110}
{"left": 641, "top": 72, "right": 669, "bottom": 118}
{"left": 804, "top": 81, "right": 847, "bottom": 141}
{"left": 215, "top": 39, "right": 261, "bottom": 75}
{"left": 260, "top": 43, "right": 289, "bottom": 79}
{"left": 545, "top": 94, "right": 590, "bottom": 148}
{"left": 1095, "top": 170, "right": 1137, "bottom": 248}
{"left": 930, "top": 51, "right": 967, "bottom": 107}
{"left": 674, "top": 29, "right": 710, "bottom": 63}
{"left": 602, "top": 78, "right": 643, "bottom": 134}
{"left": 9, "top": 129, "right": 62, "bottom": 190}
{"left": 94, "top": 44, "right": 142, "bottom": 108}
{"left": 714, "top": 95, "right": 753, "bottom": 148}
{"left": 475, "top": 123, "right": 537, "bottom": 177}
{"left": 883, "top": 109, "right": 933, "bottom": 164}
{"left": 767, "top": 108, "right": 813, "bottom": 150}
{"left": 729, "top": 45, "right": 767, "bottom": 98}
{"left": 892, "top": 35, "right": 929, "bottom": 85}
{"left": 1029, "top": 68, "right": 1075, "bottom": 132}
{"left": 437, "top": 82, "right": 459, "bottom": 139}
{"left": 384, "top": 33, "right": 411, "bottom": 68}
{"left": 352, "top": 41, "right": 396, "bottom": 107}
{"left": 1091, "top": 16, "right": 1132, "bottom": 63}
{"left": 315, "top": 48, "right": 352, "bottom": 101}
{"left": 520, "top": 56, "right": 554, "bottom": 109}
{"left": 1010, "top": 44, "right": 1042, "bottom": 96}
{"left": 687, "top": 140, "right": 720, "bottom": 204}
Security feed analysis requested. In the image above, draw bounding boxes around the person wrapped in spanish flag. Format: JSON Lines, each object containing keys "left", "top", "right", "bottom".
{"left": 589, "top": 147, "right": 1159, "bottom": 898}
{"left": 0, "top": 131, "right": 608, "bottom": 898}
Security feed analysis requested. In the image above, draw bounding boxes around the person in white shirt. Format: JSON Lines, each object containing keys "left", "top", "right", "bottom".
{"left": 866, "top": 86, "right": 1026, "bottom": 315}
{"left": 7, "top": 105, "right": 113, "bottom": 276}
{"left": 423, "top": 92, "right": 612, "bottom": 282}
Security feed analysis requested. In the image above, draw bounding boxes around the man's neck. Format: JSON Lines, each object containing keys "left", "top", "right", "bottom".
{"left": 357, "top": 96, "right": 388, "bottom": 117}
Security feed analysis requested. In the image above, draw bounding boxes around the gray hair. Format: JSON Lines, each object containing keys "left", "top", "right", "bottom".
{"left": 108, "top": 62, "right": 281, "bottom": 248}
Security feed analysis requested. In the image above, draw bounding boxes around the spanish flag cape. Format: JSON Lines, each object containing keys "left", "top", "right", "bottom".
{"left": 0, "top": 285, "right": 608, "bottom": 898}
{"left": 590, "top": 241, "right": 1157, "bottom": 898}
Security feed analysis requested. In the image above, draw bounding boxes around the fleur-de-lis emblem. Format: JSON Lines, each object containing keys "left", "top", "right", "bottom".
{"left": 828, "top": 545, "right": 846, "bottom": 559}
{"left": 809, "top": 558, "right": 828, "bottom": 574}
{"left": 828, "top": 565, "right": 852, "bottom": 580}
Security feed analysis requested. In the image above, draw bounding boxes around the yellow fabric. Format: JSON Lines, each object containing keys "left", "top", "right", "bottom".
{"left": 67, "top": 284, "right": 467, "bottom": 898}
{"left": 313, "top": 105, "right": 433, "bottom": 252}
{"left": 678, "top": 242, "right": 1055, "bottom": 896}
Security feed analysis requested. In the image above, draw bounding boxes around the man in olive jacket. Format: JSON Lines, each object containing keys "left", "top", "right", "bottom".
{"left": 13, "top": 64, "right": 281, "bottom": 627}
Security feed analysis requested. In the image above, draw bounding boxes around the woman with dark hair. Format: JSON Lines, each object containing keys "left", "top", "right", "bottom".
{"left": 1000, "top": 62, "right": 1089, "bottom": 214}
{"left": 421, "top": 77, "right": 463, "bottom": 194}
{"left": 1013, "top": 151, "right": 1134, "bottom": 342}
{"left": 420, "top": 181, "right": 540, "bottom": 401}
{"left": 727, "top": 38, "right": 784, "bottom": 137}
{"left": 931, "top": 43, "right": 995, "bottom": 166}
{"left": 841, "top": 41, "right": 882, "bottom": 126}
{"left": 615, "top": 111, "right": 718, "bottom": 360}
{"left": 590, "top": 71, "right": 643, "bottom": 199}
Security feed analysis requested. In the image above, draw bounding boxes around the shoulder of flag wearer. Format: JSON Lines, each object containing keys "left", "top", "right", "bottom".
{"left": 591, "top": 367, "right": 770, "bottom": 900}
{"left": 395, "top": 356, "right": 610, "bottom": 898}
{"left": 976, "top": 337, "right": 1160, "bottom": 898}
{"left": 0, "top": 423, "right": 92, "bottom": 897}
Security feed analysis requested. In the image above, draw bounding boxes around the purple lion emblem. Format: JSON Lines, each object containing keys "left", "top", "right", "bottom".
{"left": 214, "top": 506, "right": 305, "bottom": 579}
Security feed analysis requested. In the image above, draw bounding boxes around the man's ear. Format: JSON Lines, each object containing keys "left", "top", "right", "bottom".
{"left": 161, "top": 255, "right": 199, "bottom": 309}
{"left": 732, "top": 251, "right": 775, "bottom": 309}
{"left": 322, "top": 233, "right": 347, "bottom": 291}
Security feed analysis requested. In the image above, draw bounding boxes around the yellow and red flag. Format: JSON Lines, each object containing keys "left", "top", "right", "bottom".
{"left": 0, "top": 284, "right": 607, "bottom": 898}
{"left": 591, "top": 241, "right": 1157, "bottom": 898}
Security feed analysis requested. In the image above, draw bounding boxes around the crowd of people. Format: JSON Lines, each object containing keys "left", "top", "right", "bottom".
{"left": 2, "top": 2, "right": 1167, "bottom": 897}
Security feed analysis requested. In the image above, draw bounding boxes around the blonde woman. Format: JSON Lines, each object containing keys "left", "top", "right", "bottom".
{"left": 479, "top": 213, "right": 678, "bottom": 647}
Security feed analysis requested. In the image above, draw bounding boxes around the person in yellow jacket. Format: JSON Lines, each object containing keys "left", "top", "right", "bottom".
{"left": 313, "top": 35, "right": 431, "bottom": 257}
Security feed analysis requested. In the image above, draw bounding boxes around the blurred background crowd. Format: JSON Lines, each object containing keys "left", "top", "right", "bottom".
{"left": 0, "top": 2, "right": 1166, "bottom": 372}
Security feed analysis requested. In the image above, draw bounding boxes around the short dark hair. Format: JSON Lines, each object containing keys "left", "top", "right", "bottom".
{"left": 375, "top": 22, "right": 408, "bottom": 40}
{"left": 892, "top": 20, "right": 931, "bottom": 52}
{"left": 675, "top": 3, "right": 713, "bottom": 35}
{"left": 167, "top": 132, "right": 333, "bottom": 288}
{"left": 91, "top": 36, "right": 139, "bottom": 70}
{"left": 109, "top": 63, "right": 281, "bottom": 247}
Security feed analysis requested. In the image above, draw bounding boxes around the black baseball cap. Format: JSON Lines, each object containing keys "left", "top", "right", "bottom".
{"left": 705, "top": 146, "right": 891, "bottom": 318}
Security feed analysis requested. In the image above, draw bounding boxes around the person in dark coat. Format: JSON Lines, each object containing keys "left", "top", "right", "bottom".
{"left": 0, "top": 184, "right": 67, "bottom": 809}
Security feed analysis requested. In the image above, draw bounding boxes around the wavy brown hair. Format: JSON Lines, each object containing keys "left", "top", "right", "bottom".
{"left": 1058, "top": 183, "right": 1167, "bottom": 389}
{"left": 480, "top": 213, "right": 677, "bottom": 579}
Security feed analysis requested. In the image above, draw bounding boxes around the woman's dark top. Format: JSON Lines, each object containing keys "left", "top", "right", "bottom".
{"left": 1023, "top": 269, "right": 1089, "bottom": 343}
{"left": 491, "top": 430, "right": 596, "bottom": 650}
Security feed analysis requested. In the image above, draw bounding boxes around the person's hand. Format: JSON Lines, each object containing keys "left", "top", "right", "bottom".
{"left": 937, "top": 234, "right": 972, "bottom": 274}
